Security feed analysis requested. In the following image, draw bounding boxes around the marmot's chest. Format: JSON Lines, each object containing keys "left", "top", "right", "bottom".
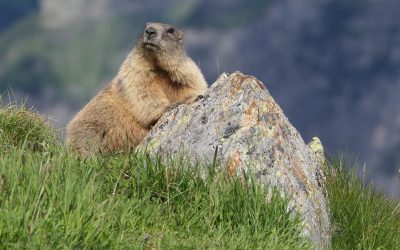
{"left": 148, "top": 70, "right": 187, "bottom": 100}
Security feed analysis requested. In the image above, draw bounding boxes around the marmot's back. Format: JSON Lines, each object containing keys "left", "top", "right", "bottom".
{"left": 66, "top": 85, "right": 148, "bottom": 156}
{"left": 67, "top": 23, "right": 208, "bottom": 157}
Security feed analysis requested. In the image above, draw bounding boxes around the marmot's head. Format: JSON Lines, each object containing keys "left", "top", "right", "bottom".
{"left": 139, "top": 22, "right": 184, "bottom": 55}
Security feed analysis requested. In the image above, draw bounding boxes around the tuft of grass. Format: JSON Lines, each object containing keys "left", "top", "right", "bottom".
{"left": 325, "top": 158, "right": 400, "bottom": 249}
{"left": 0, "top": 101, "right": 59, "bottom": 152}
{"left": 0, "top": 148, "right": 310, "bottom": 249}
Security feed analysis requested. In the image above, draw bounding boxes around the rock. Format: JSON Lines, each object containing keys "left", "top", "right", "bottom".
{"left": 309, "top": 136, "right": 326, "bottom": 165}
{"left": 138, "top": 72, "right": 331, "bottom": 247}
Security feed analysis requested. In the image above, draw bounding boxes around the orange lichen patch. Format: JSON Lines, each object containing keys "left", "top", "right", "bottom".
{"left": 227, "top": 150, "right": 242, "bottom": 176}
{"left": 163, "top": 112, "right": 177, "bottom": 124}
{"left": 264, "top": 99, "right": 281, "bottom": 114}
{"left": 255, "top": 79, "right": 266, "bottom": 90}
{"left": 229, "top": 74, "right": 249, "bottom": 95}
{"left": 293, "top": 159, "right": 309, "bottom": 193}
{"left": 245, "top": 101, "right": 257, "bottom": 116}
{"left": 241, "top": 101, "right": 259, "bottom": 128}
{"left": 232, "top": 73, "right": 248, "bottom": 87}
{"left": 229, "top": 74, "right": 266, "bottom": 95}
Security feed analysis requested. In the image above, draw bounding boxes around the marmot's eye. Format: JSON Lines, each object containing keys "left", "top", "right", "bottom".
{"left": 167, "top": 28, "right": 175, "bottom": 34}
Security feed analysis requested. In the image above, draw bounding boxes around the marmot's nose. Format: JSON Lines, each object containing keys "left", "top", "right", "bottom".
{"left": 145, "top": 27, "right": 157, "bottom": 38}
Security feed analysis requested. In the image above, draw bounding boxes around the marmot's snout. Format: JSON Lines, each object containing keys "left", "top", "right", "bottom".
{"left": 143, "top": 24, "right": 161, "bottom": 49}
{"left": 145, "top": 26, "right": 157, "bottom": 40}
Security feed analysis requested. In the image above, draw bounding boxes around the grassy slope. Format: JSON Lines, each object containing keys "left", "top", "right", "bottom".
{"left": 0, "top": 104, "right": 399, "bottom": 249}
{"left": 325, "top": 159, "right": 400, "bottom": 249}
{"left": 0, "top": 104, "right": 310, "bottom": 249}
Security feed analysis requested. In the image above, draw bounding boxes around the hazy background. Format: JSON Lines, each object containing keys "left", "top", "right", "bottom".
{"left": 0, "top": 0, "right": 399, "bottom": 197}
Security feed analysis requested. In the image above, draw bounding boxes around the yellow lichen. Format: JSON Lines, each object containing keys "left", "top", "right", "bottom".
{"left": 177, "top": 114, "right": 190, "bottom": 126}
{"left": 308, "top": 137, "right": 325, "bottom": 163}
{"left": 259, "top": 102, "right": 269, "bottom": 113}
{"left": 148, "top": 138, "right": 160, "bottom": 149}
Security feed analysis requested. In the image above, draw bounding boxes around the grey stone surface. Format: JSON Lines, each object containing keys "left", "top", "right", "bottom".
{"left": 138, "top": 72, "right": 331, "bottom": 247}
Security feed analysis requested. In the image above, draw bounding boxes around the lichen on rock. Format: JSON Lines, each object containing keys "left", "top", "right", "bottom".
{"left": 137, "top": 72, "right": 331, "bottom": 247}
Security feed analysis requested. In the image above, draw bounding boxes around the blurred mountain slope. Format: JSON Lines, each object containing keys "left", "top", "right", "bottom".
{"left": 0, "top": 0, "right": 39, "bottom": 31}
{"left": 0, "top": 0, "right": 399, "bottom": 196}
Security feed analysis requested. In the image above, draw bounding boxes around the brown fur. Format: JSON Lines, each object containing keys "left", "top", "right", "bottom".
{"left": 67, "top": 23, "right": 208, "bottom": 156}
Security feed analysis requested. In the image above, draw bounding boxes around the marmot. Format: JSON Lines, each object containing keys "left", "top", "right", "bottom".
{"left": 67, "top": 22, "right": 208, "bottom": 156}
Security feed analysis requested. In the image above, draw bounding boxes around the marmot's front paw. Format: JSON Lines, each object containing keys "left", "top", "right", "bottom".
{"left": 195, "top": 95, "right": 204, "bottom": 101}
{"left": 166, "top": 103, "right": 181, "bottom": 111}
{"left": 184, "top": 95, "right": 204, "bottom": 104}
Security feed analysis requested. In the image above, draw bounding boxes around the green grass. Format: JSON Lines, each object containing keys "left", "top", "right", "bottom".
{"left": 0, "top": 105, "right": 310, "bottom": 249}
{"left": 1, "top": 105, "right": 400, "bottom": 249}
{"left": 0, "top": 101, "right": 58, "bottom": 152}
{"left": 326, "top": 158, "right": 400, "bottom": 249}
